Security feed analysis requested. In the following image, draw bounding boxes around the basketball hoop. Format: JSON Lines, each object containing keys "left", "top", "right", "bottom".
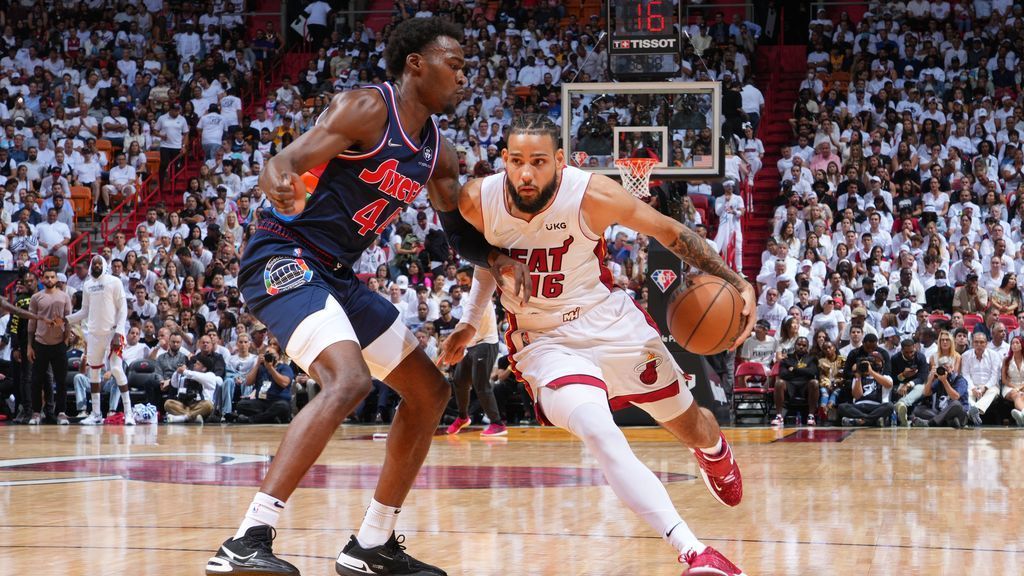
{"left": 614, "top": 157, "right": 658, "bottom": 199}
{"left": 571, "top": 151, "right": 590, "bottom": 167}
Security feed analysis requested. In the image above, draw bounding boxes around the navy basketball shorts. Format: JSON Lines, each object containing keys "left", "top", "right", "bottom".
{"left": 240, "top": 234, "right": 418, "bottom": 378}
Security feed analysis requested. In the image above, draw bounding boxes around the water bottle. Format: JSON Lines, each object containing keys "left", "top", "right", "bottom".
{"left": 890, "top": 411, "right": 897, "bottom": 428}
{"left": 795, "top": 413, "right": 802, "bottom": 427}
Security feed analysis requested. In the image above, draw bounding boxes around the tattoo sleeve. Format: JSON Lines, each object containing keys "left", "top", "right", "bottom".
{"left": 666, "top": 225, "right": 748, "bottom": 291}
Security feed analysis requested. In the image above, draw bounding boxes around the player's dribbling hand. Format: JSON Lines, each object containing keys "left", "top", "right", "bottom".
{"left": 437, "top": 323, "right": 476, "bottom": 367}
{"left": 729, "top": 283, "right": 758, "bottom": 351}
{"left": 488, "top": 252, "right": 532, "bottom": 304}
{"left": 268, "top": 171, "right": 307, "bottom": 216}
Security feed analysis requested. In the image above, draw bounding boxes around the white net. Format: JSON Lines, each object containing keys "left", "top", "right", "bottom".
{"left": 614, "top": 158, "right": 658, "bottom": 199}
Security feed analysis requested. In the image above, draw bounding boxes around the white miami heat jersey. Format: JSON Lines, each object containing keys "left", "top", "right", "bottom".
{"left": 480, "top": 165, "right": 614, "bottom": 323}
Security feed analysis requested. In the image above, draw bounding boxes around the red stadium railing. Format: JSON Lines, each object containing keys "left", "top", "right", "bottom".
{"left": 100, "top": 168, "right": 163, "bottom": 243}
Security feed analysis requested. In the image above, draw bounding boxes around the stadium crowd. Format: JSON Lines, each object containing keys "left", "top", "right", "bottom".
{"left": 745, "top": 0, "right": 1024, "bottom": 428}
{"left": 12, "top": 0, "right": 1018, "bottom": 432}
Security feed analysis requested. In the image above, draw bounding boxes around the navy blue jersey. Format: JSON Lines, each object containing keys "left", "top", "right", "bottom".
{"left": 253, "top": 82, "right": 440, "bottom": 268}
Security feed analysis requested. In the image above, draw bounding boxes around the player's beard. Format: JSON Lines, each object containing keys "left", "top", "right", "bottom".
{"left": 506, "top": 172, "right": 559, "bottom": 214}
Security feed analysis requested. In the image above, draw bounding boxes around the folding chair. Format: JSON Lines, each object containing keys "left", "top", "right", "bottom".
{"left": 733, "top": 362, "right": 773, "bottom": 422}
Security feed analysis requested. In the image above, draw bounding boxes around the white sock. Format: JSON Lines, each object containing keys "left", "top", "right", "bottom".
{"left": 356, "top": 498, "right": 401, "bottom": 548}
{"left": 166, "top": 414, "right": 187, "bottom": 423}
{"left": 236, "top": 492, "right": 285, "bottom": 539}
{"left": 121, "top": 391, "right": 133, "bottom": 418}
{"left": 91, "top": 391, "right": 101, "bottom": 415}
{"left": 698, "top": 436, "right": 724, "bottom": 458}
{"left": 666, "top": 520, "right": 707, "bottom": 558}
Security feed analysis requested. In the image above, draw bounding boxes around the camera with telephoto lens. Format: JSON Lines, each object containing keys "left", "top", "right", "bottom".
{"left": 858, "top": 360, "right": 870, "bottom": 373}
{"left": 264, "top": 352, "right": 275, "bottom": 364}
{"left": 177, "top": 381, "right": 203, "bottom": 407}
{"left": 936, "top": 366, "right": 947, "bottom": 377}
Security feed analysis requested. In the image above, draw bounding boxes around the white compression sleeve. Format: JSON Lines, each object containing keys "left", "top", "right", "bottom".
{"left": 540, "top": 385, "right": 705, "bottom": 557}
{"left": 458, "top": 266, "right": 498, "bottom": 331}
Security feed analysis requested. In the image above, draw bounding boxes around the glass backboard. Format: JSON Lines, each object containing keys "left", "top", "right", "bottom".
{"left": 561, "top": 81, "right": 722, "bottom": 178}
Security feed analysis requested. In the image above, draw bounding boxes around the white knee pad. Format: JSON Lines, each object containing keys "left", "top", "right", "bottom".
{"left": 109, "top": 355, "right": 126, "bottom": 387}
{"left": 538, "top": 384, "right": 613, "bottom": 431}
{"left": 635, "top": 389, "right": 694, "bottom": 423}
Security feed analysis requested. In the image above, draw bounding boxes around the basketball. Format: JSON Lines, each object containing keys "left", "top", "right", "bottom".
{"left": 667, "top": 275, "right": 744, "bottom": 356}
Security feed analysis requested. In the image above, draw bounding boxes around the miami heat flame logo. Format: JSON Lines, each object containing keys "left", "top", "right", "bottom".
{"left": 634, "top": 353, "right": 663, "bottom": 385}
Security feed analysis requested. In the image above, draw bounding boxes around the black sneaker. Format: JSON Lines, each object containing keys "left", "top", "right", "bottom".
{"left": 206, "top": 525, "right": 300, "bottom": 575}
{"left": 335, "top": 533, "right": 446, "bottom": 575}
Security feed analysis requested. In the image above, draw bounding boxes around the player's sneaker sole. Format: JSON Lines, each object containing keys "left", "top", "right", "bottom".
{"left": 684, "top": 568, "right": 749, "bottom": 576}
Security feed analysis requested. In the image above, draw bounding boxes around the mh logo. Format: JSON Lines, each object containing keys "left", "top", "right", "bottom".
{"left": 650, "top": 269, "right": 678, "bottom": 293}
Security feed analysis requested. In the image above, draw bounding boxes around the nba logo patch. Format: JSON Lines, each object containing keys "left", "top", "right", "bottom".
{"left": 264, "top": 250, "right": 314, "bottom": 296}
{"left": 650, "top": 269, "right": 678, "bottom": 293}
{"left": 423, "top": 146, "right": 433, "bottom": 161}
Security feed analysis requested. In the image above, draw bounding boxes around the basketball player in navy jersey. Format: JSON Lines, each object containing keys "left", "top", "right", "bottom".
{"left": 439, "top": 115, "right": 754, "bottom": 575}
{"left": 206, "top": 18, "right": 528, "bottom": 576}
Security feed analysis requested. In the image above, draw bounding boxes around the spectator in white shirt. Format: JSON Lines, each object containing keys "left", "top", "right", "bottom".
{"left": 304, "top": 0, "right": 333, "bottom": 47}
{"left": 274, "top": 76, "right": 301, "bottom": 106}
{"left": 101, "top": 105, "right": 129, "bottom": 149}
{"left": 961, "top": 331, "right": 1002, "bottom": 424}
{"left": 219, "top": 90, "right": 243, "bottom": 129}
{"left": 155, "top": 103, "right": 190, "bottom": 175}
{"left": 102, "top": 153, "right": 137, "bottom": 210}
{"left": 140, "top": 208, "right": 168, "bottom": 241}
{"left": 355, "top": 237, "right": 388, "bottom": 275}
{"left": 74, "top": 148, "right": 103, "bottom": 210}
{"left": 197, "top": 103, "right": 228, "bottom": 159}
{"left": 39, "top": 168, "right": 71, "bottom": 202}
{"left": 249, "top": 107, "right": 277, "bottom": 135}
{"left": 174, "top": 23, "right": 202, "bottom": 63}
{"left": 35, "top": 207, "right": 71, "bottom": 271}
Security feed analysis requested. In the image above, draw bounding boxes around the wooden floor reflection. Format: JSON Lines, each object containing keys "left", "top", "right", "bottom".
{"left": 1, "top": 424, "right": 1022, "bottom": 575}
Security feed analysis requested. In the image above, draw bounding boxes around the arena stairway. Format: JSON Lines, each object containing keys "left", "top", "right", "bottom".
{"left": 742, "top": 45, "right": 808, "bottom": 282}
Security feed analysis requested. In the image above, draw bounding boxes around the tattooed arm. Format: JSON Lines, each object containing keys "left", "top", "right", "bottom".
{"left": 582, "top": 173, "right": 757, "bottom": 349}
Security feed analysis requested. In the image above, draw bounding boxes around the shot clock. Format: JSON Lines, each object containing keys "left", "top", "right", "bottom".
{"left": 606, "top": 0, "right": 682, "bottom": 79}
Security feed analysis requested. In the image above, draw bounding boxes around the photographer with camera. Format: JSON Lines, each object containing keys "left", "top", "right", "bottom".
{"left": 891, "top": 338, "right": 930, "bottom": 426}
{"left": 164, "top": 354, "right": 219, "bottom": 423}
{"left": 838, "top": 349, "right": 894, "bottom": 427}
{"left": 911, "top": 362, "right": 970, "bottom": 428}
{"left": 234, "top": 342, "right": 293, "bottom": 424}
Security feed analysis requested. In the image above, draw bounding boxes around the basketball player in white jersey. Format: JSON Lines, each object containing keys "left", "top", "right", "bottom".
{"left": 66, "top": 255, "right": 133, "bottom": 426}
{"left": 439, "top": 115, "right": 755, "bottom": 576}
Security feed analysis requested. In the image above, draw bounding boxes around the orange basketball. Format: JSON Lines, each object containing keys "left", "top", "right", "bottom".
{"left": 667, "top": 275, "right": 744, "bottom": 356}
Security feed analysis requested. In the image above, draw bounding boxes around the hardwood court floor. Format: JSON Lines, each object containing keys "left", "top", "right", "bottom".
{"left": 1, "top": 423, "right": 1022, "bottom": 575}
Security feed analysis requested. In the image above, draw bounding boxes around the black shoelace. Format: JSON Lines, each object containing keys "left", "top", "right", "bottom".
{"left": 386, "top": 534, "right": 423, "bottom": 567}
{"left": 244, "top": 526, "right": 277, "bottom": 554}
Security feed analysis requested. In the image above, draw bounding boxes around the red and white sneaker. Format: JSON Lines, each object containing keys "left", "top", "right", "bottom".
{"left": 770, "top": 414, "right": 783, "bottom": 428}
{"left": 806, "top": 415, "right": 816, "bottom": 427}
{"left": 691, "top": 433, "right": 743, "bottom": 507}
{"left": 445, "top": 416, "right": 471, "bottom": 435}
{"left": 480, "top": 423, "right": 508, "bottom": 436}
{"left": 680, "top": 546, "right": 747, "bottom": 575}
